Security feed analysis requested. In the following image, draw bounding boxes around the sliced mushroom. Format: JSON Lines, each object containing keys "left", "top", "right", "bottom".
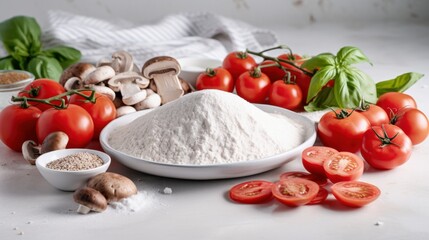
{"left": 22, "top": 140, "right": 41, "bottom": 165}
{"left": 116, "top": 106, "right": 136, "bottom": 118}
{"left": 59, "top": 63, "right": 96, "bottom": 86}
{"left": 84, "top": 66, "right": 116, "bottom": 85}
{"left": 135, "top": 92, "right": 161, "bottom": 110}
{"left": 64, "top": 77, "right": 84, "bottom": 91}
{"left": 73, "top": 187, "right": 108, "bottom": 214}
{"left": 90, "top": 85, "right": 116, "bottom": 101}
{"left": 108, "top": 72, "right": 149, "bottom": 105}
{"left": 142, "top": 56, "right": 184, "bottom": 104}
{"left": 111, "top": 51, "right": 134, "bottom": 73}
{"left": 87, "top": 172, "right": 137, "bottom": 203}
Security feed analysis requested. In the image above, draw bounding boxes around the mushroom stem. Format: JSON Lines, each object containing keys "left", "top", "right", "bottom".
{"left": 152, "top": 73, "right": 184, "bottom": 104}
{"left": 76, "top": 204, "right": 91, "bottom": 214}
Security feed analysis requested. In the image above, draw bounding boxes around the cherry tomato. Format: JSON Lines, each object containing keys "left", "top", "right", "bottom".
{"left": 69, "top": 91, "right": 117, "bottom": 140}
{"left": 36, "top": 104, "right": 94, "bottom": 148}
{"left": 196, "top": 68, "right": 234, "bottom": 92}
{"left": 222, "top": 51, "right": 257, "bottom": 81}
{"left": 268, "top": 80, "right": 302, "bottom": 110}
{"left": 236, "top": 68, "right": 271, "bottom": 103}
{"left": 391, "top": 108, "right": 428, "bottom": 145}
{"left": 18, "top": 79, "right": 67, "bottom": 111}
{"left": 361, "top": 124, "right": 413, "bottom": 170}
{"left": 0, "top": 104, "right": 41, "bottom": 152}
{"left": 357, "top": 104, "right": 389, "bottom": 126}
{"left": 278, "top": 53, "right": 304, "bottom": 66}
{"left": 229, "top": 180, "right": 273, "bottom": 204}
{"left": 302, "top": 146, "right": 338, "bottom": 177}
{"left": 331, "top": 181, "right": 380, "bottom": 207}
{"left": 260, "top": 60, "right": 286, "bottom": 82}
{"left": 317, "top": 109, "right": 371, "bottom": 152}
{"left": 272, "top": 178, "right": 320, "bottom": 207}
{"left": 279, "top": 171, "right": 328, "bottom": 186}
{"left": 376, "top": 92, "right": 417, "bottom": 117}
{"left": 307, "top": 187, "right": 329, "bottom": 205}
{"left": 323, "top": 152, "right": 364, "bottom": 183}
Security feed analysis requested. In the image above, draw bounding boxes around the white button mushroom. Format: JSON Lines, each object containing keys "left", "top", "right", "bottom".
{"left": 116, "top": 106, "right": 136, "bottom": 118}
{"left": 111, "top": 51, "right": 134, "bottom": 74}
{"left": 107, "top": 72, "right": 150, "bottom": 106}
{"left": 135, "top": 91, "right": 161, "bottom": 110}
{"left": 84, "top": 66, "right": 116, "bottom": 85}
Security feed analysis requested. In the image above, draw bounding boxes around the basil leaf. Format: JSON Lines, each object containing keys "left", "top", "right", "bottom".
{"left": 27, "top": 55, "right": 62, "bottom": 81}
{"left": 376, "top": 72, "right": 424, "bottom": 97}
{"left": 301, "top": 53, "right": 335, "bottom": 72}
{"left": 0, "top": 56, "right": 18, "bottom": 70}
{"left": 306, "top": 66, "right": 336, "bottom": 103}
{"left": 304, "top": 87, "right": 337, "bottom": 112}
{"left": 42, "top": 46, "right": 81, "bottom": 69}
{"left": 348, "top": 67, "right": 377, "bottom": 103}
{"left": 334, "top": 68, "right": 362, "bottom": 108}
{"left": 336, "top": 46, "right": 372, "bottom": 66}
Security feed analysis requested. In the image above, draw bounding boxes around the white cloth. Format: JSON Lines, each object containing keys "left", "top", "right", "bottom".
{"left": 41, "top": 11, "right": 278, "bottom": 66}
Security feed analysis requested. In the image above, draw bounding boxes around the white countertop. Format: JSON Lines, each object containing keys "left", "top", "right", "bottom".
{"left": 1, "top": 21, "right": 428, "bottom": 240}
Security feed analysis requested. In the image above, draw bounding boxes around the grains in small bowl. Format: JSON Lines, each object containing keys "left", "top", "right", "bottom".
{"left": 36, "top": 149, "right": 111, "bottom": 191}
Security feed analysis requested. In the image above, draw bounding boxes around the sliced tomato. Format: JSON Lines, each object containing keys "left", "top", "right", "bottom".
{"left": 323, "top": 152, "right": 364, "bottom": 183}
{"left": 279, "top": 171, "right": 328, "bottom": 186}
{"left": 229, "top": 180, "right": 273, "bottom": 204}
{"left": 302, "top": 146, "right": 338, "bottom": 176}
{"left": 331, "top": 181, "right": 380, "bottom": 207}
{"left": 307, "top": 187, "right": 329, "bottom": 205}
{"left": 272, "top": 178, "right": 320, "bottom": 207}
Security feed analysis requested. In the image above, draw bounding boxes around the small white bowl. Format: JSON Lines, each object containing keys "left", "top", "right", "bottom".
{"left": 0, "top": 70, "right": 35, "bottom": 109}
{"left": 178, "top": 57, "right": 222, "bottom": 87}
{"left": 36, "top": 149, "right": 111, "bottom": 191}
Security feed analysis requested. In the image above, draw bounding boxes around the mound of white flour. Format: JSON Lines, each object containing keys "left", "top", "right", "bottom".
{"left": 108, "top": 90, "right": 304, "bottom": 165}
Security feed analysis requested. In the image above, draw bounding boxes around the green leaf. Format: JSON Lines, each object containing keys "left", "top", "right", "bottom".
{"left": 304, "top": 87, "right": 337, "bottom": 112}
{"left": 376, "top": 72, "right": 424, "bottom": 97}
{"left": 333, "top": 69, "right": 362, "bottom": 108}
{"left": 301, "top": 53, "right": 335, "bottom": 72}
{"left": 0, "top": 16, "right": 42, "bottom": 64}
{"left": 27, "top": 55, "right": 63, "bottom": 81}
{"left": 42, "top": 45, "right": 81, "bottom": 69}
{"left": 348, "top": 67, "right": 377, "bottom": 103}
{"left": 306, "top": 66, "right": 336, "bottom": 103}
{"left": 336, "top": 46, "right": 372, "bottom": 66}
{"left": 0, "top": 56, "right": 19, "bottom": 70}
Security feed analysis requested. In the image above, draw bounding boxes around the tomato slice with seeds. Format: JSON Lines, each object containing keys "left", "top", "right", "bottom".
{"left": 229, "top": 180, "right": 273, "bottom": 204}
{"left": 302, "top": 146, "right": 338, "bottom": 176}
{"left": 331, "top": 181, "right": 380, "bottom": 207}
{"left": 279, "top": 171, "right": 328, "bottom": 186}
{"left": 307, "top": 187, "right": 329, "bottom": 205}
{"left": 323, "top": 152, "right": 364, "bottom": 183}
{"left": 272, "top": 178, "right": 320, "bottom": 207}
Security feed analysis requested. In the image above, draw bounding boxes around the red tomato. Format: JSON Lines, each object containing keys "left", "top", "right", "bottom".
{"left": 229, "top": 180, "right": 273, "bottom": 204}
{"left": 222, "top": 51, "right": 257, "bottom": 81}
{"left": 236, "top": 69, "right": 271, "bottom": 103}
{"left": 36, "top": 104, "right": 94, "bottom": 148}
{"left": 69, "top": 91, "right": 117, "bottom": 139}
{"left": 260, "top": 60, "right": 286, "bottom": 82}
{"left": 318, "top": 109, "right": 371, "bottom": 152}
{"left": 331, "top": 181, "right": 380, "bottom": 207}
{"left": 323, "top": 152, "right": 364, "bottom": 183}
{"left": 279, "top": 171, "right": 328, "bottom": 186}
{"left": 391, "top": 108, "right": 429, "bottom": 145}
{"left": 361, "top": 124, "right": 413, "bottom": 170}
{"left": 268, "top": 80, "right": 302, "bottom": 110}
{"left": 307, "top": 187, "right": 329, "bottom": 205}
{"left": 196, "top": 68, "right": 234, "bottom": 92}
{"left": 272, "top": 178, "right": 320, "bottom": 207}
{"left": 278, "top": 53, "right": 304, "bottom": 66}
{"left": 0, "top": 105, "right": 41, "bottom": 152}
{"left": 376, "top": 92, "right": 417, "bottom": 117}
{"left": 302, "top": 146, "right": 338, "bottom": 176}
{"left": 18, "top": 79, "right": 68, "bottom": 111}
{"left": 357, "top": 104, "right": 389, "bottom": 126}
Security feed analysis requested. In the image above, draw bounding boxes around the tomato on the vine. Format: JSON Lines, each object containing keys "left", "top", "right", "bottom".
{"left": 18, "top": 79, "right": 67, "bottom": 111}
{"left": 36, "top": 104, "right": 94, "bottom": 148}
{"left": 229, "top": 180, "right": 273, "bottom": 204}
{"left": 323, "top": 152, "right": 364, "bottom": 183}
{"left": 302, "top": 146, "right": 338, "bottom": 177}
{"left": 268, "top": 80, "right": 302, "bottom": 110}
{"left": 236, "top": 68, "right": 271, "bottom": 103}
{"left": 317, "top": 109, "right": 371, "bottom": 152}
{"left": 376, "top": 92, "right": 417, "bottom": 117}
{"left": 0, "top": 104, "right": 41, "bottom": 152}
{"left": 272, "top": 178, "right": 319, "bottom": 207}
{"left": 69, "top": 91, "right": 116, "bottom": 139}
{"left": 361, "top": 124, "right": 413, "bottom": 170}
{"left": 391, "top": 108, "right": 428, "bottom": 145}
{"left": 222, "top": 51, "right": 257, "bottom": 81}
{"left": 331, "top": 181, "right": 380, "bottom": 207}
{"left": 357, "top": 103, "right": 389, "bottom": 126}
{"left": 196, "top": 68, "right": 234, "bottom": 92}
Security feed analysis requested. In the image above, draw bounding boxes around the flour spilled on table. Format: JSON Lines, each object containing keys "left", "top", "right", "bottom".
{"left": 108, "top": 90, "right": 304, "bottom": 165}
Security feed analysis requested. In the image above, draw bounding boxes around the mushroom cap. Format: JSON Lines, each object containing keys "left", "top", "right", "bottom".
{"left": 63, "top": 77, "right": 83, "bottom": 91}
{"left": 73, "top": 187, "right": 107, "bottom": 213}
{"left": 59, "top": 63, "right": 96, "bottom": 86}
{"left": 116, "top": 106, "right": 136, "bottom": 117}
{"left": 91, "top": 85, "right": 116, "bottom": 101}
{"left": 107, "top": 72, "right": 149, "bottom": 92}
{"left": 84, "top": 66, "right": 116, "bottom": 85}
{"left": 22, "top": 140, "right": 40, "bottom": 165}
{"left": 41, "top": 131, "right": 69, "bottom": 154}
{"left": 142, "top": 56, "right": 181, "bottom": 79}
{"left": 111, "top": 51, "right": 134, "bottom": 73}
{"left": 86, "top": 172, "right": 137, "bottom": 202}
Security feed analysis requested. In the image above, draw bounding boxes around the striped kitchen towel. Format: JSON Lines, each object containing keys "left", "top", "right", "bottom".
{"left": 42, "top": 11, "right": 278, "bottom": 66}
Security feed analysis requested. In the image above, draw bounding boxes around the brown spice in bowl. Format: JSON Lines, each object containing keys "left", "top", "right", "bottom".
{"left": 46, "top": 152, "right": 104, "bottom": 171}
{"left": 0, "top": 72, "right": 30, "bottom": 85}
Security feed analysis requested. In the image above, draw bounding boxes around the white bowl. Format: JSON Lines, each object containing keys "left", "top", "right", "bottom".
{"left": 0, "top": 70, "right": 35, "bottom": 109}
{"left": 100, "top": 104, "right": 316, "bottom": 180}
{"left": 177, "top": 57, "right": 222, "bottom": 87}
{"left": 36, "top": 149, "right": 111, "bottom": 191}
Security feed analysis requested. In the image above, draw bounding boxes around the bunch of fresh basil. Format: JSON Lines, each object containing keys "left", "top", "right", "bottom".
{"left": 0, "top": 16, "right": 81, "bottom": 81}
{"left": 301, "top": 46, "right": 423, "bottom": 111}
